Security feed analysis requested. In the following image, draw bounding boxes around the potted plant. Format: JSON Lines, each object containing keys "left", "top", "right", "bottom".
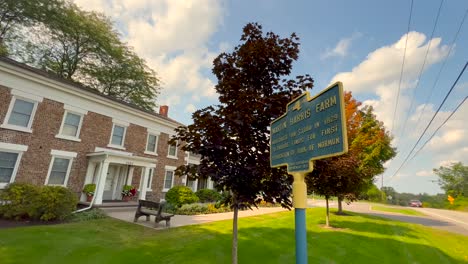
{"left": 83, "top": 183, "right": 96, "bottom": 202}
{"left": 122, "top": 185, "right": 136, "bottom": 202}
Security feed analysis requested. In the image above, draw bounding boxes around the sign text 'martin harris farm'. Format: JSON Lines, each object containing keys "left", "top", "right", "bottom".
{"left": 270, "top": 82, "right": 348, "bottom": 173}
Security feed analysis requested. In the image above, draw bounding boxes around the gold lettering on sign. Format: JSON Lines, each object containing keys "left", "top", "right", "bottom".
{"left": 289, "top": 109, "right": 311, "bottom": 125}
{"left": 316, "top": 95, "right": 337, "bottom": 112}
{"left": 317, "top": 137, "right": 340, "bottom": 148}
{"left": 272, "top": 121, "right": 287, "bottom": 134}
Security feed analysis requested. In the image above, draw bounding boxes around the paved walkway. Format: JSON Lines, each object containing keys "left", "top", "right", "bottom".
{"left": 103, "top": 207, "right": 288, "bottom": 230}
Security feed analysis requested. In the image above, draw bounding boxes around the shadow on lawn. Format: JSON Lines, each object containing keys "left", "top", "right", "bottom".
{"left": 235, "top": 227, "right": 462, "bottom": 264}
{"left": 330, "top": 220, "right": 419, "bottom": 238}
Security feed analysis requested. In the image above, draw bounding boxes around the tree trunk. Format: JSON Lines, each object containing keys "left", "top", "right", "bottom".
{"left": 337, "top": 196, "right": 343, "bottom": 215}
{"left": 325, "top": 196, "right": 330, "bottom": 227}
{"left": 232, "top": 204, "right": 238, "bottom": 264}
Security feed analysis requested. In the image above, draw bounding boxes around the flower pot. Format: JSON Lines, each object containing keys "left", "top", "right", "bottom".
{"left": 122, "top": 196, "right": 132, "bottom": 202}
{"left": 86, "top": 195, "right": 93, "bottom": 202}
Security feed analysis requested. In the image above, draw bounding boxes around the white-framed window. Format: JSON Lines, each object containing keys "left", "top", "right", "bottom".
{"left": 56, "top": 105, "right": 87, "bottom": 142}
{"left": 108, "top": 119, "right": 128, "bottom": 149}
{"left": 0, "top": 142, "right": 28, "bottom": 189}
{"left": 1, "top": 90, "right": 43, "bottom": 133}
{"left": 163, "top": 166, "right": 176, "bottom": 192}
{"left": 144, "top": 131, "right": 159, "bottom": 156}
{"left": 167, "top": 140, "right": 178, "bottom": 159}
{"left": 146, "top": 168, "right": 154, "bottom": 191}
{"left": 45, "top": 150, "right": 77, "bottom": 187}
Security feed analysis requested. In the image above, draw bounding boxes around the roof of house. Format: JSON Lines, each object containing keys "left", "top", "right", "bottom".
{"left": 0, "top": 56, "right": 184, "bottom": 127}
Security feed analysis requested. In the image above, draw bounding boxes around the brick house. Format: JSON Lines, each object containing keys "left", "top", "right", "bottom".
{"left": 0, "top": 57, "right": 211, "bottom": 205}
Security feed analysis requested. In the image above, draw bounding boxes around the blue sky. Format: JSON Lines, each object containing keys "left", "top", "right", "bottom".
{"left": 75, "top": 0, "right": 468, "bottom": 195}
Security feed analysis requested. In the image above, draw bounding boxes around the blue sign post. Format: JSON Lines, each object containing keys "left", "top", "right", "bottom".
{"left": 270, "top": 82, "right": 348, "bottom": 264}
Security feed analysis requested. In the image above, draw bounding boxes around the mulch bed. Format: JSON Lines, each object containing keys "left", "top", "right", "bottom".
{"left": 0, "top": 218, "right": 62, "bottom": 229}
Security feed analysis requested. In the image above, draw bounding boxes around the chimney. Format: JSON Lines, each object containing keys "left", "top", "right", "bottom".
{"left": 159, "top": 105, "right": 169, "bottom": 117}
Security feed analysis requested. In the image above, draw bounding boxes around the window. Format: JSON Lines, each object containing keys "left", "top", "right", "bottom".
{"left": 45, "top": 150, "right": 77, "bottom": 186}
{"left": 108, "top": 121, "right": 128, "bottom": 149}
{"left": 48, "top": 158, "right": 70, "bottom": 185}
{"left": 145, "top": 133, "right": 159, "bottom": 155}
{"left": 0, "top": 152, "right": 19, "bottom": 186}
{"left": 0, "top": 143, "right": 27, "bottom": 188}
{"left": 167, "top": 141, "right": 178, "bottom": 158}
{"left": 8, "top": 99, "right": 34, "bottom": 127}
{"left": 1, "top": 91, "right": 42, "bottom": 133}
{"left": 163, "top": 166, "right": 176, "bottom": 191}
{"left": 56, "top": 108, "right": 85, "bottom": 141}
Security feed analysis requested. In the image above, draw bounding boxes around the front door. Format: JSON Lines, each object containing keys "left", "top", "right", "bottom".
{"left": 103, "top": 165, "right": 117, "bottom": 200}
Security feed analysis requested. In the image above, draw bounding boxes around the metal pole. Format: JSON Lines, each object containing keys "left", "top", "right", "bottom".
{"left": 292, "top": 172, "right": 308, "bottom": 264}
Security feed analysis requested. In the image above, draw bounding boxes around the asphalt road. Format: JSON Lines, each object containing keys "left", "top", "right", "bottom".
{"left": 308, "top": 199, "right": 468, "bottom": 236}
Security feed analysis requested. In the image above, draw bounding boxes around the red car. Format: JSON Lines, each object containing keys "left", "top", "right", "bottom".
{"left": 409, "top": 200, "right": 423, "bottom": 207}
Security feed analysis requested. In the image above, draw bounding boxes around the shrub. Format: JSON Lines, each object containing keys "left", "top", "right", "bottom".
{"left": 0, "top": 183, "right": 40, "bottom": 220}
{"left": 175, "top": 203, "right": 231, "bottom": 215}
{"left": 36, "top": 186, "right": 78, "bottom": 221}
{"left": 0, "top": 183, "right": 78, "bottom": 221}
{"left": 165, "top": 186, "right": 199, "bottom": 207}
{"left": 68, "top": 208, "right": 107, "bottom": 222}
{"left": 195, "top": 189, "right": 221, "bottom": 203}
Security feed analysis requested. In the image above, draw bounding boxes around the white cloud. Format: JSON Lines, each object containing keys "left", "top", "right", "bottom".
{"left": 438, "top": 160, "right": 459, "bottom": 167}
{"left": 73, "top": 0, "right": 223, "bottom": 119}
{"left": 321, "top": 33, "right": 362, "bottom": 59}
{"left": 330, "top": 31, "right": 450, "bottom": 131}
{"left": 185, "top": 104, "right": 197, "bottom": 113}
{"left": 416, "top": 170, "right": 432, "bottom": 177}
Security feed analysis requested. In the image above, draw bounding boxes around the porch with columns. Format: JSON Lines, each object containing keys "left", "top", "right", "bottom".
{"left": 82, "top": 150, "right": 156, "bottom": 205}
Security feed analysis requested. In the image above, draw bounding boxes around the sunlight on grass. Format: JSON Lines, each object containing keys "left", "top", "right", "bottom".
{"left": 0, "top": 208, "right": 466, "bottom": 264}
{"left": 371, "top": 205, "right": 425, "bottom": 216}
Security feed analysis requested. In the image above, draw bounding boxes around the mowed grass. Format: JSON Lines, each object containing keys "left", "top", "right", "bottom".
{"left": 0, "top": 208, "right": 467, "bottom": 264}
{"left": 371, "top": 205, "right": 426, "bottom": 216}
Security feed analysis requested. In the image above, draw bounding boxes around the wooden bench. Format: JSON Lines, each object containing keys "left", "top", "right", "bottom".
{"left": 134, "top": 200, "right": 174, "bottom": 227}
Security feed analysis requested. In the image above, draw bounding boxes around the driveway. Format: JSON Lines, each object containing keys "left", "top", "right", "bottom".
{"left": 308, "top": 199, "right": 468, "bottom": 236}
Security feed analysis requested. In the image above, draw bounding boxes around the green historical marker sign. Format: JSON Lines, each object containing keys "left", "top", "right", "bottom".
{"left": 270, "top": 82, "right": 348, "bottom": 173}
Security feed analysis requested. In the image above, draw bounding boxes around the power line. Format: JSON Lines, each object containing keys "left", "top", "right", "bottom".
{"left": 411, "top": 7, "right": 468, "bottom": 134}
{"left": 389, "top": 61, "right": 468, "bottom": 180}
{"left": 409, "top": 96, "right": 467, "bottom": 161}
{"left": 398, "top": 0, "right": 444, "bottom": 140}
{"left": 391, "top": 0, "right": 414, "bottom": 136}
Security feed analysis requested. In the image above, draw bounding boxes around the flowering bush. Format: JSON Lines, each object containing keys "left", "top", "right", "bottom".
{"left": 122, "top": 185, "right": 136, "bottom": 197}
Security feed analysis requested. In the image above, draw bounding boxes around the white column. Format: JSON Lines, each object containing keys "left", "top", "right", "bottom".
{"left": 126, "top": 166, "right": 134, "bottom": 185}
{"left": 94, "top": 161, "right": 110, "bottom": 205}
{"left": 138, "top": 167, "right": 149, "bottom": 201}
{"left": 181, "top": 175, "right": 187, "bottom": 185}
{"left": 81, "top": 162, "right": 96, "bottom": 202}
{"left": 207, "top": 178, "right": 214, "bottom": 189}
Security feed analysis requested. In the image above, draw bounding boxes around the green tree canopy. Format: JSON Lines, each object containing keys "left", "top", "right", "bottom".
{"left": 2, "top": 0, "right": 160, "bottom": 110}
{"left": 434, "top": 162, "right": 468, "bottom": 197}
{"left": 306, "top": 94, "right": 396, "bottom": 221}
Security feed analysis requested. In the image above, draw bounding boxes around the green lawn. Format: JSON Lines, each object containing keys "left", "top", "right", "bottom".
{"left": 371, "top": 205, "right": 426, "bottom": 216}
{"left": 1, "top": 208, "right": 467, "bottom": 264}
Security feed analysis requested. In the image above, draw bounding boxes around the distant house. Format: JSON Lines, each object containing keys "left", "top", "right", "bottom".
{"left": 0, "top": 57, "right": 212, "bottom": 205}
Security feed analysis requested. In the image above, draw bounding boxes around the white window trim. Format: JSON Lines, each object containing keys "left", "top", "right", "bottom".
{"left": 167, "top": 140, "right": 178, "bottom": 159}
{"left": 162, "top": 165, "right": 176, "bottom": 192}
{"left": 144, "top": 132, "right": 159, "bottom": 156}
{"left": 55, "top": 110, "right": 85, "bottom": 142}
{"left": 146, "top": 168, "right": 154, "bottom": 191}
{"left": 0, "top": 95, "right": 41, "bottom": 133}
{"left": 44, "top": 150, "right": 77, "bottom": 187}
{"left": 0, "top": 143, "right": 28, "bottom": 189}
{"left": 107, "top": 123, "right": 128, "bottom": 150}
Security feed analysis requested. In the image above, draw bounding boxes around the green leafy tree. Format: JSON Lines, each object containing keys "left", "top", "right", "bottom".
{"left": 172, "top": 23, "right": 313, "bottom": 264}
{"left": 0, "top": 0, "right": 64, "bottom": 55}
{"left": 306, "top": 97, "right": 396, "bottom": 225}
{"left": 434, "top": 162, "right": 468, "bottom": 197}
{"left": 3, "top": 1, "right": 160, "bottom": 110}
